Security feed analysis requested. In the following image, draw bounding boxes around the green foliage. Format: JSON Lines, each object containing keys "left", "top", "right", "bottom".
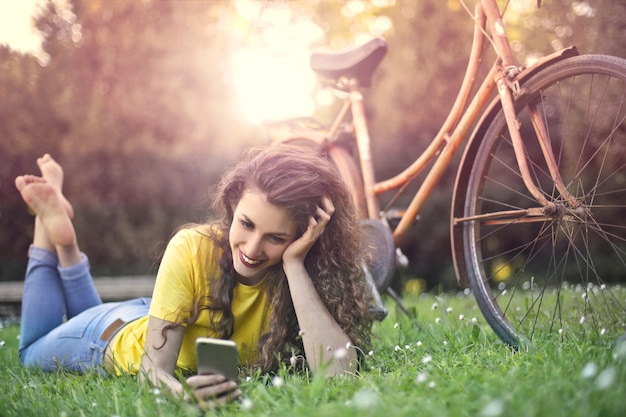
{"left": 2, "top": 292, "right": 626, "bottom": 416}
{"left": 1, "top": 0, "right": 625, "bottom": 285}
{"left": 1, "top": 0, "right": 263, "bottom": 279}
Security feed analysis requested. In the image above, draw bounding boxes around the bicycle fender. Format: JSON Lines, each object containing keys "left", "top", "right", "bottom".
{"left": 268, "top": 134, "right": 369, "bottom": 218}
{"left": 450, "top": 46, "right": 579, "bottom": 288}
{"left": 270, "top": 128, "right": 327, "bottom": 147}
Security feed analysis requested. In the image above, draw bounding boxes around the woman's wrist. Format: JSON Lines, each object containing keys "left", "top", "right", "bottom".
{"left": 282, "top": 259, "right": 307, "bottom": 277}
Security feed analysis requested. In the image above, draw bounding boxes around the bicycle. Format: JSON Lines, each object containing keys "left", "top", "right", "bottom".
{"left": 268, "top": 0, "right": 626, "bottom": 349}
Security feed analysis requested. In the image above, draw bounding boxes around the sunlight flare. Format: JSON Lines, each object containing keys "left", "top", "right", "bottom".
{"left": 229, "top": 3, "right": 324, "bottom": 124}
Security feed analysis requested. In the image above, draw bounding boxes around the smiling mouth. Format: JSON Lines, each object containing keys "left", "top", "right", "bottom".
{"left": 240, "top": 250, "right": 263, "bottom": 268}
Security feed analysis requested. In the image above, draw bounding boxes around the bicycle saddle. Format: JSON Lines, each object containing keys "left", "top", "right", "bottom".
{"left": 310, "top": 37, "right": 387, "bottom": 87}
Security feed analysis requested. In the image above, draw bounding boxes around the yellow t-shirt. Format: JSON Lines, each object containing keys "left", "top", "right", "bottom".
{"left": 107, "top": 226, "right": 270, "bottom": 375}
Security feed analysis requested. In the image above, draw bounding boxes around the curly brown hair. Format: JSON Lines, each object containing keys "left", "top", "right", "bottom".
{"left": 187, "top": 144, "right": 374, "bottom": 373}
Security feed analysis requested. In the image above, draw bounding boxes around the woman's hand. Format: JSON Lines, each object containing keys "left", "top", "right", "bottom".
{"left": 184, "top": 374, "right": 241, "bottom": 408}
{"left": 139, "top": 316, "right": 240, "bottom": 408}
{"left": 282, "top": 195, "right": 335, "bottom": 266}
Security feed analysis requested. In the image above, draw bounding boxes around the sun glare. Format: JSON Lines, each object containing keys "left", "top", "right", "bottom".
{"left": 229, "top": 3, "right": 324, "bottom": 125}
{"left": 231, "top": 47, "right": 317, "bottom": 125}
{"left": 0, "top": 0, "right": 42, "bottom": 53}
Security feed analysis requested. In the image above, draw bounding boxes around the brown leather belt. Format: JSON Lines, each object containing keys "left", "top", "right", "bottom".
{"left": 100, "top": 318, "right": 125, "bottom": 342}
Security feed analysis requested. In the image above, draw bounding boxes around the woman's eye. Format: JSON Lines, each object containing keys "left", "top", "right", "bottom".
{"left": 270, "top": 236, "right": 286, "bottom": 244}
{"left": 239, "top": 219, "right": 253, "bottom": 229}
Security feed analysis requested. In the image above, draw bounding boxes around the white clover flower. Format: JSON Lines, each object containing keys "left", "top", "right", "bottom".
{"left": 151, "top": 388, "right": 161, "bottom": 396}
{"left": 581, "top": 362, "right": 598, "bottom": 379}
{"left": 345, "top": 342, "right": 352, "bottom": 350}
{"left": 479, "top": 398, "right": 505, "bottom": 417}
{"left": 271, "top": 376, "right": 284, "bottom": 388}
{"left": 471, "top": 317, "right": 478, "bottom": 324}
{"left": 427, "top": 381, "right": 436, "bottom": 388}
{"left": 394, "top": 345, "right": 401, "bottom": 352}
{"left": 405, "top": 344, "right": 411, "bottom": 349}
{"left": 416, "top": 341, "right": 423, "bottom": 347}
{"left": 240, "top": 398, "right": 254, "bottom": 410}
{"left": 91, "top": 402, "right": 97, "bottom": 407}
{"left": 334, "top": 347, "right": 348, "bottom": 360}
{"left": 443, "top": 341, "right": 448, "bottom": 346}
{"left": 579, "top": 315, "right": 585, "bottom": 324}
{"left": 594, "top": 366, "right": 617, "bottom": 390}
{"left": 431, "top": 303, "right": 438, "bottom": 310}
{"left": 415, "top": 372, "right": 428, "bottom": 384}
{"left": 421, "top": 354, "right": 433, "bottom": 364}
{"left": 435, "top": 318, "right": 441, "bottom": 324}
{"left": 446, "top": 307, "right": 453, "bottom": 313}
{"left": 351, "top": 388, "right": 380, "bottom": 409}
{"left": 613, "top": 338, "right": 626, "bottom": 361}
{"left": 393, "top": 322, "right": 400, "bottom": 329}
{"left": 600, "top": 328, "right": 606, "bottom": 336}
{"left": 558, "top": 328, "right": 564, "bottom": 334}
{"left": 459, "top": 314, "right": 465, "bottom": 320}
{"left": 368, "top": 350, "right": 374, "bottom": 356}
{"left": 0, "top": 340, "right": 5, "bottom": 347}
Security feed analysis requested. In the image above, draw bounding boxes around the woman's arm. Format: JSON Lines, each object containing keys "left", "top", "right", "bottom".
{"left": 283, "top": 263, "right": 357, "bottom": 375}
{"left": 139, "top": 315, "right": 239, "bottom": 406}
{"left": 282, "top": 197, "right": 357, "bottom": 376}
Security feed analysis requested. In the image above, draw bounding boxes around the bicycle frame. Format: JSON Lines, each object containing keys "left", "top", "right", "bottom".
{"left": 271, "top": 0, "right": 580, "bottom": 266}
{"left": 269, "top": 1, "right": 626, "bottom": 343}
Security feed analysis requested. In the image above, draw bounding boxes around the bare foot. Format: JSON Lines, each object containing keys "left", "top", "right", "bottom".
{"left": 37, "top": 154, "right": 74, "bottom": 219}
{"left": 15, "top": 175, "right": 76, "bottom": 248}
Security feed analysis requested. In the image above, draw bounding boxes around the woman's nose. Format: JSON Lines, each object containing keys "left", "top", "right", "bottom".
{"left": 244, "top": 234, "right": 263, "bottom": 258}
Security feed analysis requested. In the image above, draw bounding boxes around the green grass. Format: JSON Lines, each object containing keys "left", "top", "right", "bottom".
{"left": 2, "top": 292, "right": 625, "bottom": 417}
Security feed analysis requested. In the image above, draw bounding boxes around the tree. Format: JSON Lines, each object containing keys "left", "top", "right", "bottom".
{"left": 2, "top": 0, "right": 262, "bottom": 278}
{"left": 2, "top": 0, "right": 624, "bottom": 287}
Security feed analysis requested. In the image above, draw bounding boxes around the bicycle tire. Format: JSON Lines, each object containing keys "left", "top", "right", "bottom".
{"left": 327, "top": 145, "right": 368, "bottom": 219}
{"left": 461, "top": 54, "right": 626, "bottom": 348}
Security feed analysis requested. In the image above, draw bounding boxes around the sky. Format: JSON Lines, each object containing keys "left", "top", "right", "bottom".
{"left": 0, "top": 0, "right": 43, "bottom": 54}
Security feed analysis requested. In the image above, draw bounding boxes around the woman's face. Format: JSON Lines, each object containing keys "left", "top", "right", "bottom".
{"left": 229, "top": 190, "right": 297, "bottom": 285}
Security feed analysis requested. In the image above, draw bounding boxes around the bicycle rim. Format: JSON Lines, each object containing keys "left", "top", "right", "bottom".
{"left": 464, "top": 55, "right": 626, "bottom": 348}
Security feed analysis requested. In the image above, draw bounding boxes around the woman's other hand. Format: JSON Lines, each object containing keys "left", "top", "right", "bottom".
{"left": 184, "top": 374, "right": 241, "bottom": 408}
{"left": 282, "top": 195, "right": 335, "bottom": 265}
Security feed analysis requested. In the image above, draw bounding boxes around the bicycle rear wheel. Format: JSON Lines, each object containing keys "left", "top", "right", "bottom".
{"left": 461, "top": 54, "right": 626, "bottom": 348}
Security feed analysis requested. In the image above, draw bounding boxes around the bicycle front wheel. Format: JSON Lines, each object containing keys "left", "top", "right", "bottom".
{"left": 462, "top": 54, "right": 626, "bottom": 348}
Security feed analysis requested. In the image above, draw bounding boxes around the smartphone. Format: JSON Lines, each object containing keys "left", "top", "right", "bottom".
{"left": 196, "top": 337, "right": 239, "bottom": 382}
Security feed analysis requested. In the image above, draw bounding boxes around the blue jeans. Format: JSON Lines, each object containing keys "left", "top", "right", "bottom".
{"left": 18, "top": 246, "right": 150, "bottom": 374}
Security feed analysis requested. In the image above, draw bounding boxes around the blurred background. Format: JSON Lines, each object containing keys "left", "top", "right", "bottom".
{"left": 1, "top": 0, "right": 625, "bottom": 292}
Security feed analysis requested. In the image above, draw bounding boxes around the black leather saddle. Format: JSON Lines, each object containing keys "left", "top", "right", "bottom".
{"left": 310, "top": 37, "right": 387, "bottom": 87}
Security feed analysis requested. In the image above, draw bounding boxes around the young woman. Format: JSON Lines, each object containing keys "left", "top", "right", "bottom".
{"left": 15, "top": 146, "right": 372, "bottom": 406}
